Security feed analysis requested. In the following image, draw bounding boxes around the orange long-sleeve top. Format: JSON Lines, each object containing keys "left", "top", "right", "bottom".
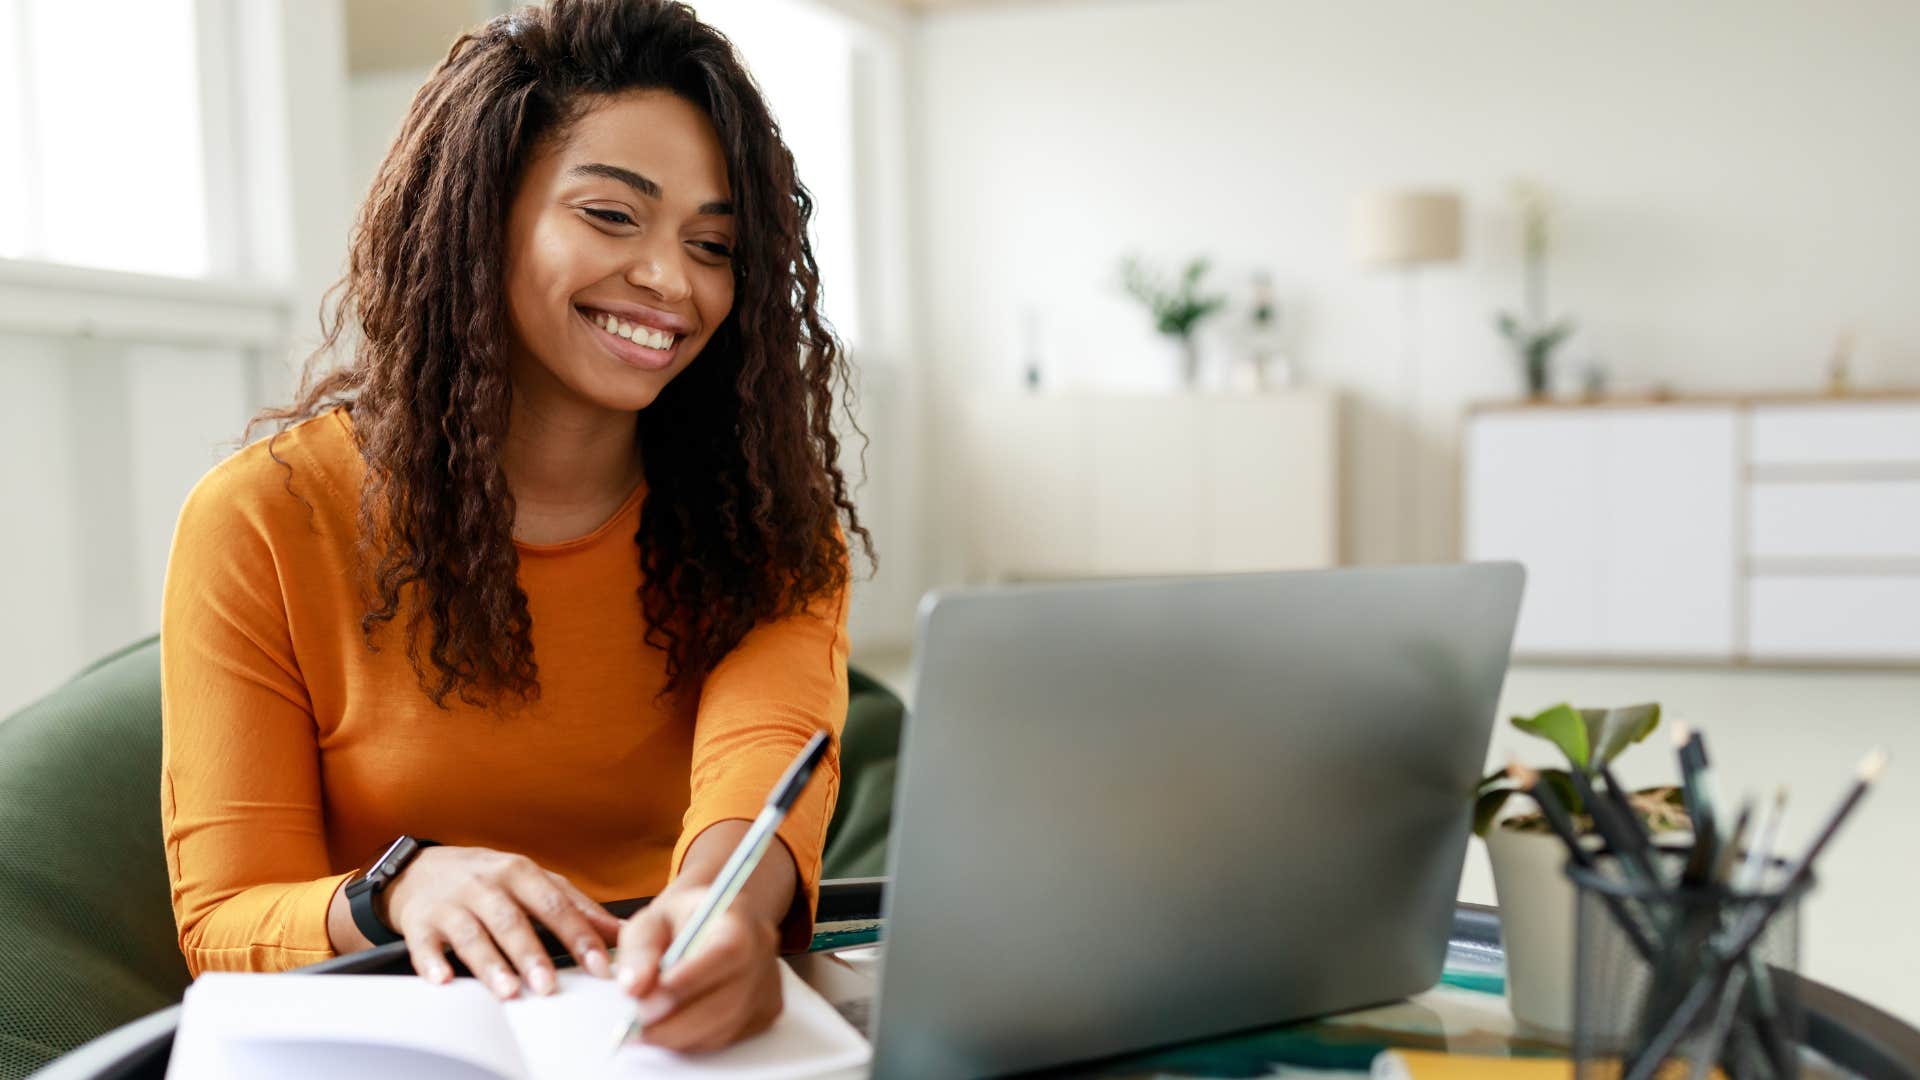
{"left": 159, "top": 407, "right": 847, "bottom": 976}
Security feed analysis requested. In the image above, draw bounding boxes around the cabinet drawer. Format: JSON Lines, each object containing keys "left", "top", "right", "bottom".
{"left": 1748, "top": 481, "right": 1920, "bottom": 559}
{"left": 1750, "top": 403, "right": 1920, "bottom": 466}
{"left": 1748, "top": 576, "right": 1920, "bottom": 659}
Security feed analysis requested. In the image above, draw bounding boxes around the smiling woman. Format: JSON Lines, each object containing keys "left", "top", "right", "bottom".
{"left": 159, "top": 0, "right": 871, "bottom": 1057}
{"left": 504, "top": 95, "right": 738, "bottom": 418}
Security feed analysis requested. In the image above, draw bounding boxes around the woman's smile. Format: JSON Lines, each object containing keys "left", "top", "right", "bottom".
{"left": 576, "top": 304, "right": 683, "bottom": 372}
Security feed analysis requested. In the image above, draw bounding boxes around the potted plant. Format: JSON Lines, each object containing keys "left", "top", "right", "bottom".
{"left": 1120, "top": 255, "right": 1227, "bottom": 389}
{"left": 1474, "top": 702, "right": 1688, "bottom": 1034}
{"left": 1494, "top": 180, "right": 1575, "bottom": 399}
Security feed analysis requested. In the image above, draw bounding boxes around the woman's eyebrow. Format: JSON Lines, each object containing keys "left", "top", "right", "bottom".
{"left": 568, "top": 162, "right": 733, "bottom": 216}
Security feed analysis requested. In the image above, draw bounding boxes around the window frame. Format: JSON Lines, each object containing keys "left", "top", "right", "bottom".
{"left": 0, "top": 0, "right": 295, "bottom": 351}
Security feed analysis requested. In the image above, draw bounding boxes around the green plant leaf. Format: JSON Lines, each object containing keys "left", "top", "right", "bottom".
{"left": 1481, "top": 768, "right": 1584, "bottom": 835}
{"left": 1536, "top": 768, "right": 1584, "bottom": 818}
{"left": 1584, "top": 703, "right": 1661, "bottom": 767}
{"left": 1473, "top": 787, "right": 1514, "bottom": 837}
{"left": 1476, "top": 766, "right": 1510, "bottom": 796}
{"left": 1511, "top": 703, "right": 1590, "bottom": 771}
{"left": 1122, "top": 255, "right": 1225, "bottom": 339}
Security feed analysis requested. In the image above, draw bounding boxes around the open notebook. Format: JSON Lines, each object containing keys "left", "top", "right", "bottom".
{"left": 167, "top": 961, "right": 870, "bottom": 1079}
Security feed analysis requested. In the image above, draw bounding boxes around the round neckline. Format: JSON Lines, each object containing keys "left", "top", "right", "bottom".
{"left": 334, "top": 406, "right": 643, "bottom": 557}
{"left": 514, "top": 480, "right": 646, "bottom": 556}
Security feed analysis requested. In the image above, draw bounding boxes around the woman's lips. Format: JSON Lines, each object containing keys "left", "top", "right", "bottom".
{"left": 577, "top": 307, "right": 679, "bottom": 372}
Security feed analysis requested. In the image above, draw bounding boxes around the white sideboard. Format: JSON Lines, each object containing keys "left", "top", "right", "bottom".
{"left": 959, "top": 390, "right": 1340, "bottom": 581}
{"left": 1464, "top": 395, "right": 1920, "bottom": 664}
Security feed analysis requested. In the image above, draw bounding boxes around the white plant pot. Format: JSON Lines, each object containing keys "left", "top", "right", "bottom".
{"left": 1484, "top": 824, "right": 1582, "bottom": 1034}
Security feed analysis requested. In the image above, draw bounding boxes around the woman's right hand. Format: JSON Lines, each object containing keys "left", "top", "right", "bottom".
{"left": 382, "top": 846, "right": 624, "bottom": 999}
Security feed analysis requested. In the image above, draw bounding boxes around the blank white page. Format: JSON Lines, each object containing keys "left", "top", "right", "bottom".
{"left": 167, "top": 973, "right": 527, "bottom": 1080}
{"left": 501, "top": 961, "right": 870, "bottom": 1079}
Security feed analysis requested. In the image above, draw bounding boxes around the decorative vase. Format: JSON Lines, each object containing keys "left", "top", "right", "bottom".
{"left": 1523, "top": 344, "right": 1552, "bottom": 400}
{"left": 1485, "top": 824, "right": 1582, "bottom": 1034}
{"left": 1176, "top": 336, "right": 1201, "bottom": 389}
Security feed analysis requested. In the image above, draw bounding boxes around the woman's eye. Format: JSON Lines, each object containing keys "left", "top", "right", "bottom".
{"left": 583, "top": 208, "right": 635, "bottom": 227}
{"left": 691, "top": 240, "right": 733, "bottom": 259}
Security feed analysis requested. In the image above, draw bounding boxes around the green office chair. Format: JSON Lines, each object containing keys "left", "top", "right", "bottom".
{"left": 822, "top": 667, "right": 906, "bottom": 879}
{"left": 0, "top": 638, "right": 187, "bottom": 1079}
{"left": 0, "top": 636, "right": 905, "bottom": 1079}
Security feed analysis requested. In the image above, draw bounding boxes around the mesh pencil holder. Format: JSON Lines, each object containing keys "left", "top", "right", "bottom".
{"left": 1567, "top": 852, "right": 1810, "bottom": 1080}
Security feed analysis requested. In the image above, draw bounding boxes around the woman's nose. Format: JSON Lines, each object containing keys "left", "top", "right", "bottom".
{"left": 624, "top": 241, "right": 692, "bottom": 304}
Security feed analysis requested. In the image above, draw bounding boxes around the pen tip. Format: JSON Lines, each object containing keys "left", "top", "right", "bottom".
{"left": 1859, "top": 748, "right": 1890, "bottom": 783}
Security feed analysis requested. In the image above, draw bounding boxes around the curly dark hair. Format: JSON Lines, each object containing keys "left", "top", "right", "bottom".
{"left": 250, "top": 0, "right": 871, "bottom": 708}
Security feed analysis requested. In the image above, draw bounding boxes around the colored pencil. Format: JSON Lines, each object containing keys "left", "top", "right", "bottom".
{"left": 1626, "top": 749, "right": 1888, "bottom": 1080}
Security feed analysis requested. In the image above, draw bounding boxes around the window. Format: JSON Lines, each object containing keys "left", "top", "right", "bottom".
{"left": 0, "top": 0, "right": 211, "bottom": 277}
{"left": 690, "top": 0, "right": 862, "bottom": 348}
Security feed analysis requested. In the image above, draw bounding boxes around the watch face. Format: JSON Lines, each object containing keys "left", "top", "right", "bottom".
{"left": 362, "top": 835, "right": 417, "bottom": 886}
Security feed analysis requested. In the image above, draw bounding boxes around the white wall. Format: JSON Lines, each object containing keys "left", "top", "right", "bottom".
{"left": 911, "top": 0, "right": 1920, "bottom": 573}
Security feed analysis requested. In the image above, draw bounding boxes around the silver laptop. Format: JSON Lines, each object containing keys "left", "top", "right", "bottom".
{"left": 870, "top": 563, "right": 1525, "bottom": 1077}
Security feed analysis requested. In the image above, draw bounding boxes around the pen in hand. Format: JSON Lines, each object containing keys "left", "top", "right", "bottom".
{"left": 611, "top": 729, "right": 834, "bottom": 1053}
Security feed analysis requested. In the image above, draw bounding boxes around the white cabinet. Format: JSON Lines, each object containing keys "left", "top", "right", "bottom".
{"left": 1748, "top": 482, "right": 1920, "bottom": 560}
{"left": 1598, "top": 411, "right": 1740, "bottom": 655}
{"left": 1749, "top": 577, "right": 1920, "bottom": 660}
{"left": 1751, "top": 403, "right": 1920, "bottom": 466}
{"left": 960, "top": 391, "right": 1339, "bottom": 581}
{"left": 1745, "top": 400, "right": 1920, "bottom": 662}
{"left": 1462, "top": 412, "right": 1606, "bottom": 651}
{"left": 1465, "top": 407, "right": 1737, "bottom": 659}
{"left": 1465, "top": 395, "right": 1920, "bottom": 664}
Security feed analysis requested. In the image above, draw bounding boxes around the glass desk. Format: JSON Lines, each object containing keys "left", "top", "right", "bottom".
{"left": 33, "top": 888, "right": 1920, "bottom": 1079}
{"left": 796, "top": 887, "right": 1917, "bottom": 1079}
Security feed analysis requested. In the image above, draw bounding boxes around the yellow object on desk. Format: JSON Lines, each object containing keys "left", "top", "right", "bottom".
{"left": 1373, "top": 1048, "right": 1729, "bottom": 1079}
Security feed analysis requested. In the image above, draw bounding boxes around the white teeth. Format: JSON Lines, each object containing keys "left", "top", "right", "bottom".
{"left": 590, "top": 311, "right": 674, "bottom": 350}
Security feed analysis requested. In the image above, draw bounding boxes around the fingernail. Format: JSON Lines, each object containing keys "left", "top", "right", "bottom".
{"left": 530, "top": 965, "right": 556, "bottom": 995}
{"left": 431, "top": 962, "right": 453, "bottom": 984}
{"left": 584, "top": 948, "right": 610, "bottom": 978}
{"left": 617, "top": 965, "right": 641, "bottom": 991}
{"left": 491, "top": 970, "right": 520, "bottom": 998}
{"left": 637, "top": 993, "right": 675, "bottom": 1024}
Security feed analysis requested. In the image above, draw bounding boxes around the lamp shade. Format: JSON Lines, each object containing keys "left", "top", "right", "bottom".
{"left": 1353, "top": 190, "right": 1463, "bottom": 267}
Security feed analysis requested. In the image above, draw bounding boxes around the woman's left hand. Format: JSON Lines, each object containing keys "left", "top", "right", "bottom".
{"left": 613, "top": 882, "right": 785, "bottom": 1053}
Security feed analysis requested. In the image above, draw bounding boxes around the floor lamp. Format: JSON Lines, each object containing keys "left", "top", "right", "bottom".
{"left": 1354, "top": 190, "right": 1463, "bottom": 564}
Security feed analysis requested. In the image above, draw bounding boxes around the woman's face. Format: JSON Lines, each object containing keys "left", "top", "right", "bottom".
{"left": 502, "top": 89, "right": 737, "bottom": 413}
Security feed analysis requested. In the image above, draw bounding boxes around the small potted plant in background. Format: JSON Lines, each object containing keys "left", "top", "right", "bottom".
{"left": 1474, "top": 702, "right": 1688, "bottom": 1034}
{"left": 1495, "top": 180, "right": 1576, "bottom": 399}
{"left": 1120, "top": 255, "right": 1227, "bottom": 389}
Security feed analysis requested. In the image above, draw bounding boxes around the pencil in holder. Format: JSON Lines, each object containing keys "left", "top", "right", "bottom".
{"left": 1567, "top": 854, "right": 1810, "bottom": 1080}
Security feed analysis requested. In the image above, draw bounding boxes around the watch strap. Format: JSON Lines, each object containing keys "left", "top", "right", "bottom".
{"left": 346, "top": 837, "right": 439, "bottom": 946}
{"left": 348, "top": 877, "right": 403, "bottom": 946}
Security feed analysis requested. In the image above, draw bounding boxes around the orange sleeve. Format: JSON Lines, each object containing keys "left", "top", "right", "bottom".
{"left": 671, "top": 575, "right": 850, "bottom": 952}
{"left": 160, "top": 463, "right": 350, "bottom": 976}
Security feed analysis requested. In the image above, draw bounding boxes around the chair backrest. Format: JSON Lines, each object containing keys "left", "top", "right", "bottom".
{"left": 0, "top": 635, "right": 189, "bottom": 1079}
{"left": 822, "top": 668, "right": 905, "bottom": 880}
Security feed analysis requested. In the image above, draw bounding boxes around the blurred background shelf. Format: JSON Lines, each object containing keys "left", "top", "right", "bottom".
{"left": 959, "top": 389, "right": 1340, "bottom": 582}
{"left": 1464, "top": 394, "right": 1920, "bottom": 664}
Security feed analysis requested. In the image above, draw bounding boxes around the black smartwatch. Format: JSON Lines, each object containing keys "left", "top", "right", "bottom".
{"left": 344, "top": 835, "right": 438, "bottom": 946}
